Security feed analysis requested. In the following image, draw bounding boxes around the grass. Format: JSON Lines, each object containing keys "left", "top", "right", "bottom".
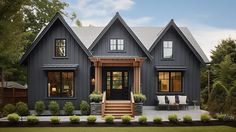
{"left": 0, "top": 126, "right": 235, "bottom": 132}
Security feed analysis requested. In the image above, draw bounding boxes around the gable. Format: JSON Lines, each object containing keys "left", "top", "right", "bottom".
{"left": 20, "top": 13, "right": 91, "bottom": 65}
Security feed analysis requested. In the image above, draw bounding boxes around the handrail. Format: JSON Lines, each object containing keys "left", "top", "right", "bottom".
{"left": 130, "top": 92, "right": 135, "bottom": 117}
{"left": 101, "top": 91, "right": 106, "bottom": 116}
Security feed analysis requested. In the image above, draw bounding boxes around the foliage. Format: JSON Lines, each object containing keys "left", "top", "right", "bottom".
{"left": 216, "top": 114, "right": 235, "bottom": 121}
{"left": 168, "top": 114, "right": 179, "bottom": 123}
{"left": 87, "top": 115, "right": 96, "bottom": 124}
{"left": 69, "top": 115, "right": 80, "bottom": 123}
{"left": 15, "top": 102, "right": 29, "bottom": 116}
{"left": 104, "top": 115, "right": 115, "bottom": 124}
{"left": 3, "top": 104, "right": 15, "bottom": 116}
{"left": 153, "top": 117, "right": 162, "bottom": 124}
{"left": 7, "top": 113, "right": 20, "bottom": 123}
{"left": 89, "top": 91, "right": 102, "bottom": 103}
{"left": 138, "top": 116, "right": 147, "bottom": 124}
{"left": 50, "top": 116, "right": 60, "bottom": 124}
{"left": 34, "top": 101, "right": 45, "bottom": 115}
{"left": 133, "top": 93, "right": 147, "bottom": 103}
{"left": 27, "top": 115, "right": 39, "bottom": 124}
{"left": 183, "top": 115, "right": 192, "bottom": 123}
{"left": 121, "top": 115, "right": 132, "bottom": 124}
{"left": 63, "top": 102, "right": 75, "bottom": 115}
{"left": 48, "top": 101, "right": 60, "bottom": 116}
{"left": 200, "top": 114, "right": 211, "bottom": 123}
{"left": 80, "top": 101, "right": 90, "bottom": 115}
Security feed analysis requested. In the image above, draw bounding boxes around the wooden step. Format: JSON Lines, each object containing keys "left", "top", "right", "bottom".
{"left": 105, "top": 110, "right": 132, "bottom": 113}
{"left": 105, "top": 107, "right": 131, "bottom": 110}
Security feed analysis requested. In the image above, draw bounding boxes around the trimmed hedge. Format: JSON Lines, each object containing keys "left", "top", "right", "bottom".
{"left": 34, "top": 101, "right": 45, "bottom": 115}
{"left": 63, "top": 102, "right": 75, "bottom": 115}
{"left": 50, "top": 116, "right": 60, "bottom": 124}
{"left": 69, "top": 115, "right": 80, "bottom": 123}
{"left": 104, "top": 115, "right": 115, "bottom": 124}
{"left": 200, "top": 113, "right": 211, "bottom": 123}
{"left": 48, "top": 101, "right": 60, "bottom": 116}
{"left": 27, "top": 115, "right": 39, "bottom": 124}
{"left": 121, "top": 115, "right": 132, "bottom": 124}
{"left": 3, "top": 104, "right": 15, "bottom": 116}
{"left": 183, "top": 115, "right": 192, "bottom": 123}
{"left": 138, "top": 116, "right": 147, "bottom": 124}
{"left": 87, "top": 115, "right": 97, "bottom": 124}
{"left": 7, "top": 113, "right": 20, "bottom": 123}
{"left": 153, "top": 117, "right": 162, "bottom": 124}
{"left": 15, "top": 102, "right": 29, "bottom": 116}
{"left": 80, "top": 101, "right": 90, "bottom": 115}
{"left": 168, "top": 114, "right": 179, "bottom": 123}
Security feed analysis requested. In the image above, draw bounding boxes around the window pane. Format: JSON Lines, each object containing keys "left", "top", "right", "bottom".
{"left": 106, "top": 72, "right": 111, "bottom": 98}
{"left": 112, "top": 72, "right": 122, "bottom": 89}
{"left": 48, "top": 72, "right": 61, "bottom": 97}
{"left": 158, "top": 72, "right": 169, "bottom": 92}
{"left": 55, "top": 39, "right": 66, "bottom": 57}
{"left": 110, "top": 39, "right": 116, "bottom": 50}
{"left": 117, "top": 39, "right": 124, "bottom": 50}
{"left": 163, "top": 41, "right": 173, "bottom": 58}
{"left": 61, "top": 72, "right": 74, "bottom": 97}
{"left": 124, "top": 72, "right": 128, "bottom": 87}
{"left": 171, "top": 72, "right": 182, "bottom": 92}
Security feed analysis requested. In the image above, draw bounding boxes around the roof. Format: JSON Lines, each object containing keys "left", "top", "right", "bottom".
{"left": 0, "top": 81, "right": 27, "bottom": 89}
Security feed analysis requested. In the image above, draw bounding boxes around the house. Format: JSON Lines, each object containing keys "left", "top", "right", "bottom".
{"left": 20, "top": 12, "right": 209, "bottom": 113}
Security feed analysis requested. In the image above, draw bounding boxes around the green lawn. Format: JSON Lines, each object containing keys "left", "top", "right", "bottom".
{"left": 0, "top": 126, "right": 235, "bottom": 132}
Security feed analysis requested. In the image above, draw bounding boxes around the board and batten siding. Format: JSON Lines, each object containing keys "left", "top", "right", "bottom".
{"left": 27, "top": 20, "right": 90, "bottom": 109}
{"left": 143, "top": 26, "right": 201, "bottom": 105}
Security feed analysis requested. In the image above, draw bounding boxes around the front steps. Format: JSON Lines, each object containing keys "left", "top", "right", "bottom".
{"left": 103, "top": 100, "right": 133, "bottom": 118}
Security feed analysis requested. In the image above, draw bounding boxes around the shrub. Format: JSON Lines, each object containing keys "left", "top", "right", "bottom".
{"left": 15, "top": 102, "right": 29, "bottom": 116}
{"left": 121, "top": 115, "right": 132, "bottom": 124}
{"left": 69, "top": 115, "right": 80, "bottom": 123}
{"left": 27, "top": 115, "right": 39, "bottom": 124}
{"left": 3, "top": 104, "right": 15, "bottom": 116}
{"left": 153, "top": 117, "right": 162, "bottom": 124}
{"left": 48, "top": 101, "right": 60, "bottom": 116}
{"left": 63, "top": 102, "right": 75, "bottom": 115}
{"left": 138, "top": 116, "right": 147, "bottom": 124}
{"left": 7, "top": 113, "right": 20, "bottom": 123}
{"left": 87, "top": 115, "right": 96, "bottom": 124}
{"left": 89, "top": 91, "right": 102, "bottom": 103}
{"left": 168, "top": 114, "right": 179, "bottom": 123}
{"left": 104, "top": 115, "right": 115, "bottom": 124}
{"left": 80, "top": 101, "right": 90, "bottom": 115}
{"left": 133, "top": 93, "right": 146, "bottom": 103}
{"left": 183, "top": 115, "right": 192, "bottom": 123}
{"left": 34, "top": 101, "right": 45, "bottom": 115}
{"left": 217, "top": 114, "right": 235, "bottom": 121}
{"left": 200, "top": 113, "right": 211, "bottom": 123}
{"left": 50, "top": 116, "right": 60, "bottom": 124}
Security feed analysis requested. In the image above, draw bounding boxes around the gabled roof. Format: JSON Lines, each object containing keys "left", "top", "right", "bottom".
{"left": 149, "top": 19, "right": 209, "bottom": 64}
{"left": 88, "top": 12, "right": 153, "bottom": 60}
{"left": 20, "top": 12, "right": 91, "bottom": 64}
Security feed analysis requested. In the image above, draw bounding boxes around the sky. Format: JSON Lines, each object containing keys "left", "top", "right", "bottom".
{"left": 64, "top": 0, "right": 236, "bottom": 60}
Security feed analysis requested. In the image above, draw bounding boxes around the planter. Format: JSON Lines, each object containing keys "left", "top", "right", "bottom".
{"left": 90, "top": 102, "right": 102, "bottom": 115}
{"left": 134, "top": 103, "right": 143, "bottom": 115}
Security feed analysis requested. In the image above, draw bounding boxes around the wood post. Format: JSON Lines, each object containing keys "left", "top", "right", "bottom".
{"left": 133, "top": 66, "right": 141, "bottom": 93}
{"left": 95, "top": 64, "right": 102, "bottom": 92}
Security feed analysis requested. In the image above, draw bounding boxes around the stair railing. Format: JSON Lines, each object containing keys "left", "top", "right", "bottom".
{"left": 130, "top": 92, "right": 135, "bottom": 117}
{"left": 102, "top": 91, "right": 106, "bottom": 116}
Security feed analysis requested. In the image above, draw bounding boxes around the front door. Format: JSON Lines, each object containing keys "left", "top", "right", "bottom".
{"left": 104, "top": 68, "right": 130, "bottom": 100}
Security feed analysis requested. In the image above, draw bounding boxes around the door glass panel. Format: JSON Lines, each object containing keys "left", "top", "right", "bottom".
{"left": 124, "top": 72, "right": 128, "bottom": 87}
{"left": 112, "top": 72, "right": 122, "bottom": 89}
{"left": 106, "top": 72, "right": 111, "bottom": 97}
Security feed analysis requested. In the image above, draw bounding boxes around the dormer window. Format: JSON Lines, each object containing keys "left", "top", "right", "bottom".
{"left": 163, "top": 41, "right": 173, "bottom": 59}
{"left": 109, "top": 38, "right": 124, "bottom": 51}
{"left": 55, "top": 39, "right": 66, "bottom": 57}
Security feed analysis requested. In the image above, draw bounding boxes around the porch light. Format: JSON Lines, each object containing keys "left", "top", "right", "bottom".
{"left": 52, "top": 87, "right": 57, "bottom": 92}
{"left": 91, "top": 78, "right": 95, "bottom": 85}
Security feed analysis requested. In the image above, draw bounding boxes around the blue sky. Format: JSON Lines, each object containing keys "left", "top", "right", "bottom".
{"left": 64, "top": 0, "right": 236, "bottom": 59}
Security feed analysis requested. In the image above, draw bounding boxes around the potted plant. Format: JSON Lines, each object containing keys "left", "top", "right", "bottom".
{"left": 133, "top": 93, "right": 146, "bottom": 115}
{"left": 89, "top": 91, "right": 102, "bottom": 115}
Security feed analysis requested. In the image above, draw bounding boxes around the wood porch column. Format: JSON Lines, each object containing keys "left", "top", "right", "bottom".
{"left": 133, "top": 65, "right": 141, "bottom": 93}
{"left": 94, "top": 62, "right": 102, "bottom": 92}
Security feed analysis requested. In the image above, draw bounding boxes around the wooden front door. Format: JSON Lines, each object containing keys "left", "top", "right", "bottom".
{"left": 103, "top": 68, "right": 130, "bottom": 100}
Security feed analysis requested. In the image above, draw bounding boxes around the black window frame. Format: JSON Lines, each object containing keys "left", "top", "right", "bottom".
{"left": 47, "top": 71, "right": 75, "bottom": 98}
{"left": 162, "top": 41, "right": 173, "bottom": 59}
{"left": 158, "top": 71, "right": 183, "bottom": 93}
{"left": 109, "top": 38, "right": 125, "bottom": 51}
{"left": 55, "top": 38, "right": 67, "bottom": 57}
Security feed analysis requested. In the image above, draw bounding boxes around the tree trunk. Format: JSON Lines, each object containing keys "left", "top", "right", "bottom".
{"left": 0, "top": 67, "right": 4, "bottom": 108}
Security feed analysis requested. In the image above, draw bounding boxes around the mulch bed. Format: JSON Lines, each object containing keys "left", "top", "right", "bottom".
{"left": 0, "top": 121, "right": 235, "bottom": 127}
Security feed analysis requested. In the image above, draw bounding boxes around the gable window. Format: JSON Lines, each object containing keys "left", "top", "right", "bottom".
{"left": 163, "top": 41, "right": 173, "bottom": 58}
{"left": 47, "top": 71, "right": 74, "bottom": 97}
{"left": 109, "top": 38, "right": 124, "bottom": 51}
{"left": 55, "top": 39, "right": 66, "bottom": 57}
{"left": 158, "top": 72, "right": 182, "bottom": 92}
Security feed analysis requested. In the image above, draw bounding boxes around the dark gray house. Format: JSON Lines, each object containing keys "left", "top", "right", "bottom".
{"left": 20, "top": 12, "right": 208, "bottom": 112}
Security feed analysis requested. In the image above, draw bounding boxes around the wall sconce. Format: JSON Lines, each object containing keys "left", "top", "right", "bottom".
{"left": 91, "top": 78, "right": 95, "bottom": 85}
{"left": 52, "top": 87, "right": 57, "bottom": 92}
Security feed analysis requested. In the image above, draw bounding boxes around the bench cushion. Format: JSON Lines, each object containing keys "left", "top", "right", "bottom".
{"left": 178, "top": 95, "right": 187, "bottom": 104}
{"left": 157, "top": 96, "right": 166, "bottom": 104}
{"left": 167, "top": 96, "right": 176, "bottom": 104}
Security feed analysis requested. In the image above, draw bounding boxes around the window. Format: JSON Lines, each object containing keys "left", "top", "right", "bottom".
{"left": 112, "top": 72, "right": 123, "bottom": 89}
{"left": 47, "top": 71, "right": 74, "bottom": 97}
{"left": 55, "top": 39, "right": 66, "bottom": 57}
{"left": 158, "top": 72, "right": 182, "bottom": 92}
{"left": 163, "top": 41, "right": 173, "bottom": 58}
{"left": 109, "top": 38, "right": 124, "bottom": 51}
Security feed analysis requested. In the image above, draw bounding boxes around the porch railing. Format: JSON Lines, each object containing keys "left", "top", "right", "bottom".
{"left": 101, "top": 91, "right": 106, "bottom": 116}
{"left": 130, "top": 92, "right": 135, "bottom": 117}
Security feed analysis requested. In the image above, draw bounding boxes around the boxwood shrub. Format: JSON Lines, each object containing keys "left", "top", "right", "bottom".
{"left": 138, "top": 116, "right": 147, "bottom": 124}
{"left": 89, "top": 91, "right": 102, "bottom": 103}
{"left": 80, "top": 101, "right": 90, "bottom": 115}
{"left": 200, "top": 113, "right": 211, "bottom": 123}
{"left": 48, "top": 101, "right": 60, "bottom": 116}
{"left": 183, "top": 115, "right": 192, "bottom": 123}
{"left": 69, "top": 115, "right": 80, "bottom": 123}
{"left": 27, "top": 115, "right": 39, "bottom": 124}
{"left": 153, "top": 116, "right": 162, "bottom": 124}
{"left": 63, "top": 102, "right": 75, "bottom": 115}
{"left": 216, "top": 114, "right": 234, "bottom": 121}
{"left": 7, "top": 113, "right": 20, "bottom": 123}
{"left": 104, "top": 115, "right": 115, "bottom": 124}
{"left": 87, "top": 115, "right": 97, "bottom": 124}
{"left": 133, "top": 93, "right": 146, "bottom": 103}
{"left": 34, "top": 101, "right": 45, "bottom": 115}
{"left": 3, "top": 104, "right": 15, "bottom": 116}
{"left": 121, "top": 115, "right": 132, "bottom": 124}
{"left": 15, "top": 102, "right": 29, "bottom": 116}
{"left": 168, "top": 114, "right": 179, "bottom": 123}
{"left": 50, "top": 116, "right": 60, "bottom": 124}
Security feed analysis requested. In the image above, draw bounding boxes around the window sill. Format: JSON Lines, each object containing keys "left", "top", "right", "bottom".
{"left": 108, "top": 51, "right": 126, "bottom": 53}
{"left": 46, "top": 97, "right": 77, "bottom": 100}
